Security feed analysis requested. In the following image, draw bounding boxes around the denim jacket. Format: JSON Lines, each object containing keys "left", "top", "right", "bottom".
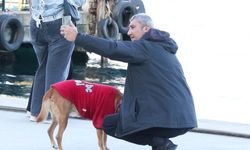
{"left": 31, "top": 0, "right": 64, "bottom": 21}
{"left": 31, "top": 0, "right": 85, "bottom": 23}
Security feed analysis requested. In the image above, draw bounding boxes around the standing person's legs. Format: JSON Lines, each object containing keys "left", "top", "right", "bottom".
{"left": 44, "top": 19, "right": 74, "bottom": 91}
{"left": 29, "top": 19, "right": 74, "bottom": 117}
{"left": 30, "top": 43, "right": 48, "bottom": 117}
{"left": 45, "top": 37, "right": 74, "bottom": 90}
{"left": 67, "top": 61, "right": 74, "bottom": 79}
{"left": 26, "top": 60, "right": 73, "bottom": 114}
{"left": 26, "top": 80, "right": 34, "bottom": 115}
{"left": 29, "top": 18, "right": 49, "bottom": 117}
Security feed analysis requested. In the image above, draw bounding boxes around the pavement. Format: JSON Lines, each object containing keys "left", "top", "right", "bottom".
{"left": 0, "top": 95, "right": 250, "bottom": 150}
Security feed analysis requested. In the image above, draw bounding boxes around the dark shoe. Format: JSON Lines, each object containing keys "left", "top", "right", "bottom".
{"left": 152, "top": 140, "right": 178, "bottom": 150}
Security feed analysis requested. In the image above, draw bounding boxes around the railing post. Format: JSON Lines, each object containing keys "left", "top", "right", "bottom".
{"left": 2, "top": 0, "right": 5, "bottom": 11}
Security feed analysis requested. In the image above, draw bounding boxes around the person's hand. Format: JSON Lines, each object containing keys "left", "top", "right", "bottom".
{"left": 60, "top": 22, "right": 78, "bottom": 42}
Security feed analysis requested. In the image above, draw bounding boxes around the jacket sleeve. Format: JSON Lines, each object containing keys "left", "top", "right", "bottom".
{"left": 75, "top": 33, "right": 147, "bottom": 63}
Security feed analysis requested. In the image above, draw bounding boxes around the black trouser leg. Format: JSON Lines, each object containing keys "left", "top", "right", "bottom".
{"left": 102, "top": 113, "right": 119, "bottom": 137}
{"left": 103, "top": 113, "right": 191, "bottom": 147}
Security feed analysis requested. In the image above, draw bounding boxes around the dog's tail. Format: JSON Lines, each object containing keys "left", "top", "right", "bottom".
{"left": 36, "top": 88, "right": 52, "bottom": 123}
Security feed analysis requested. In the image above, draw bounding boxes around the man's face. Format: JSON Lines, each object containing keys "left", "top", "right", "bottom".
{"left": 127, "top": 19, "right": 149, "bottom": 41}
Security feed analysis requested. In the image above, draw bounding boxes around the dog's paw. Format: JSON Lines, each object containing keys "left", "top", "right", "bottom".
{"left": 52, "top": 144, "right": 58, "bottom": 149}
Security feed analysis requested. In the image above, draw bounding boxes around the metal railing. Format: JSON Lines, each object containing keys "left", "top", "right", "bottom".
{"left": 1, "top": 0, "right": 29, "bottom": 11}
{"left": 2, "top": 0, "right": 5, "bottom": 11}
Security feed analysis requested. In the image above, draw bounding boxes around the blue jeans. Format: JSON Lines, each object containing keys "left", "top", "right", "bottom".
{"left": 29, "top": 18, "right": 75, "bottom": 116}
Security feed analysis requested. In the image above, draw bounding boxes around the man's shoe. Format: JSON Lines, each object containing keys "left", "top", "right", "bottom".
{"left": 152, "top": 140, "right": 177, "bottom": 150}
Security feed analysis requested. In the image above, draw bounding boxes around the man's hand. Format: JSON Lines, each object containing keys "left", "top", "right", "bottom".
{"left": 60, "top": 22, "right": 78, "bottom": 42}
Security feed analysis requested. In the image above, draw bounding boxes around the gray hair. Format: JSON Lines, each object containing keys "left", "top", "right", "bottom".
{"left": 130, "top": 13, "right": 154, "bottom": 28}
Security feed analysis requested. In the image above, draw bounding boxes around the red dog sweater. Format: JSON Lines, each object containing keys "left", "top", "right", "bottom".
{"left": 51, "top": 80, "right": 117, "bottom": 129}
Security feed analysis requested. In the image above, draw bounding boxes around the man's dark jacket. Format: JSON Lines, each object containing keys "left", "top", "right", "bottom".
{"left": 75, "top": 28, "right": 197, "bottom": 137}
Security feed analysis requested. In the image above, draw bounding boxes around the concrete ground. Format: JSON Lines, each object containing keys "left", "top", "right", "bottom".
{"left": 0, "top": 96, "right": 250, "bottom": 150}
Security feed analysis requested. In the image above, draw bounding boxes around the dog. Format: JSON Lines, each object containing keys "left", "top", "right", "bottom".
{"left": 36, "top": 80, "right": 123, "bottom": 150}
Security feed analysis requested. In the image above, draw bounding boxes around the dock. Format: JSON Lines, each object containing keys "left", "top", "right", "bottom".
{"left": 0, "top": 95, "right": 250, "bottom": 150}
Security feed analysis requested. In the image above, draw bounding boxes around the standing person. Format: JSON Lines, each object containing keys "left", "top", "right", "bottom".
{"left": 28, "top": 0, "right": 79, "bottom": 120}
{"left": 61, "top": 13, "right": 197, "bottom": 150}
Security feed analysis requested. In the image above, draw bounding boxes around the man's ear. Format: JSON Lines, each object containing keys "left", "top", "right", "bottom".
{"left": 143, "top": 26, "right": 150, "bottom": 32}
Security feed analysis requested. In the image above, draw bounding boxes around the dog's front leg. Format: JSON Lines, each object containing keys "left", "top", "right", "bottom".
{"left": 96, "top": 129, "right": 110, "bottom": 150}
{"left": 103, "top": 132, "right": 110, "bottom": 150}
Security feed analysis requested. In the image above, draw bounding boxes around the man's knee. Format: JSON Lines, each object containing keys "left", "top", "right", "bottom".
{"left": 102, "top": 116, "right": 110, "bottom": 132}
{"left": 102, "top": 114, "right": 119, "bottom": 136}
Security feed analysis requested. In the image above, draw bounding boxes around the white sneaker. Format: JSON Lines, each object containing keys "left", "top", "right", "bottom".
{"left": 43, "top": 118, "right": 52, "bottom": 124}
{"left": 29, "top": 115, "right": 37, "bottom": 122}
{"left": 26, "top": 111, "right": 31, "bottom": 118}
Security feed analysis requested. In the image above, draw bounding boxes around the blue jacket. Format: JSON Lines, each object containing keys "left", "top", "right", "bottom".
{"left": 30, "top": 0, "right": 64, "bottom": 20}
{"left": 75, "top": 28, "right": 198, "bottom": 137}
{"left": 30, "top": 0, "right": 85, "bottom": 22}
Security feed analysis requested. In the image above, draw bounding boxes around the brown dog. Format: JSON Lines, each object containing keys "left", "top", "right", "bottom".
{"left": 36, "top": 80, "right": 123, "bottom": 150}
